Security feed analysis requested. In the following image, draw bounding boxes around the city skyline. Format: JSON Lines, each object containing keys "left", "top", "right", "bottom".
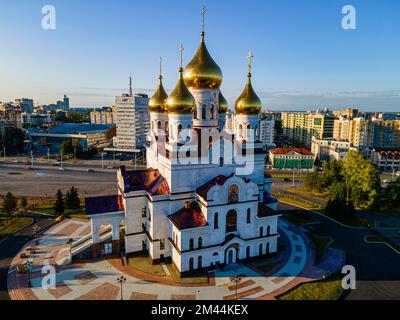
{"left": 1, "top": 0, "right": 400, "bottom": 111}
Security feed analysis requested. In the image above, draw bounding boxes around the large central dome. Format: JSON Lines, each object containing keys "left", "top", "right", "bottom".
{"left": 183, "top": 33, "right": 223, "bottom": 90}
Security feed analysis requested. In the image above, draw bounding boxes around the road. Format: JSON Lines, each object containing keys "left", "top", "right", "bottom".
{"left": 0, "top": 161, "right": 124, "bottom": 197}
{"left": 279, "top": 202, "right": 400, "bottom": 299}
{"left": 0, "top": 213, "right": 56, "bottom": 300}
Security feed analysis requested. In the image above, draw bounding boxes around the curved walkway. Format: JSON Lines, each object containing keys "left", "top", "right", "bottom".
{"left": 7, "top": 218, "right": 329, "bottom": 300}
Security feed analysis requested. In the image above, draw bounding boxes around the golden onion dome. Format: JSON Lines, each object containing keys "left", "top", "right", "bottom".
{"left": 166, "top": 68, "right": 195, "bottom": 114}
{"left": 235, "top": 72, "right": 262, "bottom": 115}
{"left": 148, "top": 75, "right": 168, "bottom": 113}
{"left": 183, "top": 33, "right": 223, "bottom": 90}
{"left": 218, "top": 91, "right": 228, "bottom": 114}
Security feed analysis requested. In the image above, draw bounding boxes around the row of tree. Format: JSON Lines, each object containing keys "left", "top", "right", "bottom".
{"left": 0, "top": 127, "right": 26, "bottom": 155}
{"left": 54, "top": 187, "right": 81, "bottom": 215}
{"left": 304, "top": 151, "right": 381, "bottom": 211}
{"left": 60, "top": 140, "right": 98, "bottom": 159}
{"left": 1, "top": 193, "right": 28, "bottom": 216}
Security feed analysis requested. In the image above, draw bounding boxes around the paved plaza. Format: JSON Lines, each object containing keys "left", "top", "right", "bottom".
{"left": 7, "top": 218, "right": 344, "bottom": 300}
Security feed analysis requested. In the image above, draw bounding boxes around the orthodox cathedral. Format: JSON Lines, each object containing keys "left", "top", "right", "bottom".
{"left": 83, "top": 8, "right": 280, "bottom": 276}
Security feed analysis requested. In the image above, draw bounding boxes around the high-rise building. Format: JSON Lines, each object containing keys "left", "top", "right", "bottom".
{"left": 259, "top": 118, "right": 275, "bottom": 148}
{"left": 281, "top": 111, "right": 335, "bottom": 147}
{"left": 113, "top": 92, "right": 150, "bottom": 151}
{"left": 14, "top": 98, "right": 34, "bottom": 113}
{"left": 333, "top": 108, "right": 359, "bottom": 119}
{"left": 333, "top": 117, "right": 400, "bottom": 149}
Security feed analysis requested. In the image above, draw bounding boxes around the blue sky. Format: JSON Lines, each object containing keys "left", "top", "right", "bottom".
{"left": 0, "top": 0, "right": 399, "bottom": 111}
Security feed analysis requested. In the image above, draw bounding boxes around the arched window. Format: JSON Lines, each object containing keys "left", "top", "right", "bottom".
{"left": 239, "top": 124, "right": 243, "bottom": 137}
{"left": 210, "top": 104, "right": 215, "bottom": 119}
{"left": 178, "top": 124, "right": 182, "bottom": 134}
{"left": 189, "top": 238, "right": 194, "bottom": 250}
{"left": 189, "top": 257, "right": 194, "bottom": 270}
{"left": 247, "top": 124, "right": 251, "bottom": 138}
{"left": 198, "top": 237, "right": 203, "bottom": 249}
{"left": 266, "top": 225, "right": 271, "bottom": 236}
{"left": 214, "top": 213, "right": 218, "bottom": 229}
{"left": 246, "top": 246, "right": 250, "bottom": 258}
{"left": 226, "top": 210, "right": 238, "bottom": 232}
{"left": 202, "top": 104, "right": 207, "bottom": 119}
{"left": 259, "top": 227, "right": 264, "bottom": 237}
{"left": 228, "top": 185, "right": 239, "bottom": 204}
{"left": 259, "top": 243, "right": 263, "bottom": 255}
{"left": 246, "top": 208, "right": 251, "bottom": 224}
{"left": 198, "top": 256, "right": 203, "bottom": 269}
{"left": 157, "top": 121, "right": 162, "bottom": 130}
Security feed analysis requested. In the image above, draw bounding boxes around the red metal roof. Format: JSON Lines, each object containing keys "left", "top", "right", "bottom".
{"left": 196, "top": 174, "right": 234, "bottom": 199}
{"left": 121, "top": 167, "right": 170, "bottom": 195}
{"left": 168, "top": 202, "right": 208, "bottom": 230}
{"left": 270, "top": 148, "right": 313, "bottom": 155}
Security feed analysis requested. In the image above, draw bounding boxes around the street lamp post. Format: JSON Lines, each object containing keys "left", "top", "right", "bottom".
{"left": 31, "top": 149, "right": 34, "bottom": 167}
{"left": 230, "top": 275, "right": 242, "bottom": 300}
{"left": 117, "top": 276, "right": 127, "bottom": 300}
{"left": 24, "top": 261, "right": 32, "bottom": 287}
{"left": 33, "top": 224, "right": 40, "bottom": 245}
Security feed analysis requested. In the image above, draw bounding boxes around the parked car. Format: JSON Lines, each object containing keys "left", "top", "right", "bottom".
{"left": 24, "top": 166, "right": 32, "bottom": 170}
{"left": 24, "top": 161, "right": 31, "bottom": 165}
{"left": 87, "top": 169, "right": 95, "bottom": 173}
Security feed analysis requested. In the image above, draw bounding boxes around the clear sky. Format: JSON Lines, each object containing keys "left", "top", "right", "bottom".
{"left": 1, "top": 0, "right": 399, "bottom": 111}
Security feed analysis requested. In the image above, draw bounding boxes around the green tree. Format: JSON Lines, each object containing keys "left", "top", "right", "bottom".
{"left": 303, "top": 171, "right": 324, "bottom": 193}
{"left": 65, "top": 187, "right": 80, "bottom": 210}
{"left": 386, "top": 178, "right": 400, "bottom": 207}
{"left": 2, "top": 192, "right": 18, "bottom": 216}
{"left": 60, "top": 140, "right": 74, "bottom": 156}
{"left": 342, "top": 151, "right": 380, "bottom": 210}
{"left": 19, "top": 197, "right": 28, "bottom": 212}
{"left": 54, "top": 190, "right": 65, "bottom": 215}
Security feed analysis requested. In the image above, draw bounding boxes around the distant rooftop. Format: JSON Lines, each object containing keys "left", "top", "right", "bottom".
{"left": 270, "top": 148, "right": 313, "bottom": 156}
{"left": 48, "top": 123, "right": 113, "bottom": 134}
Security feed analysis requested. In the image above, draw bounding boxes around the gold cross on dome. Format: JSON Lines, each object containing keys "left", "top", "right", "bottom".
{"left": 201, "top": 5, "right": 207, "bottom": 33}
{"left": 247, "top": 51, "right": 254, "bottom": 74}
{"left": 179, "top": 44, "right": 184, "bottom": 69}
{"left": 159, "top": 56, "right": 163, "bottom": 76}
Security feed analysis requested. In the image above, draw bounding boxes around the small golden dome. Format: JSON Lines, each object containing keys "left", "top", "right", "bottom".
{"left": 149, "top": 75, "right": 168, "bottom": 113}
{"left": 235, "top": 73, "right": 262, "bottom": 115}
{"left": 218, "top": 91, "right": 228, "bottom": 114}
{"left": 183, "top": 33, "right": 223, "bottom": 90}
{"left": 166, "top": 68, "right": 195, "bottom": 114}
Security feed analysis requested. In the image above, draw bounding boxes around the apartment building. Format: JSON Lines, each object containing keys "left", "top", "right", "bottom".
{"left": 333, "top": 117, "right": 400, "bottom": 149}
{"left": 282, "top": 111, "right": 335, "bottom": 147}
{"left": 90, "top": 108, "right": 114, "bottom": 125}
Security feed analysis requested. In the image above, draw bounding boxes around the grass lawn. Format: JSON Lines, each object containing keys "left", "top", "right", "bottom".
{"left": 335, "top": 215, "right": 371, "bottom": 228}
{"left": 278, "top": 274, "right": 344, "bottom": 300}
{"left": 365, "top": 235, "right": 386, "bottom": 242}
{"left": 127, "top": 255, "right": 166, "bottom": 277}
{"left": 270, "top": 173, "right": 303, "bottom": 180}
{"left": 33, "top": 204, "right": 87, "bottom": 218}
{"left": 0, "top": 217, "right": 34, "bottom": 238}
{"left": 274, "top": 194, "right": 323, "bottom": 211}
{"left": 286, "top": 187, "right": 329, "bottom": 199}
{"left": 379, "top": 205, "right": 400, "bottom": 219}
{"left": 282, "top": 212, "right": 318, "bottom": 226}
{"left": 166, "top": 264, "right": 210, "bottom": 285}
{"left": 310, "top": 234, "right": 332, "bottom": 264}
